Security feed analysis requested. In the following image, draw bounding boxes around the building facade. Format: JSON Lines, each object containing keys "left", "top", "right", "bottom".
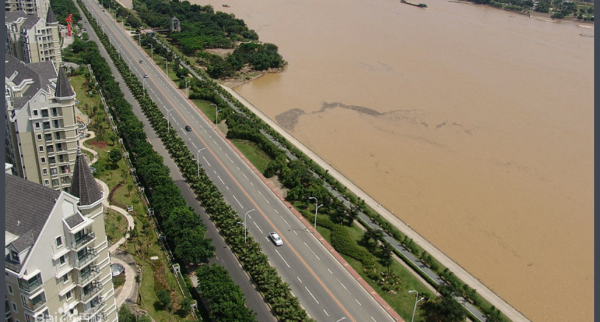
{"left": 5, "top": 54, "right": 79, "bottom": 191}
{"left": 5, "top": 0, "right": 50, "bottom": 20}
{"left": 5, "top": 8, "right": 62, "bottom": 64}
{"left": 5, "top": 149, "right": 118, "bottom": 322}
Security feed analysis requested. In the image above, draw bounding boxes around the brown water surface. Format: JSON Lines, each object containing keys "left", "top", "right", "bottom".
{"left": 198, "top": 0, "right": 594, "bottom": 320}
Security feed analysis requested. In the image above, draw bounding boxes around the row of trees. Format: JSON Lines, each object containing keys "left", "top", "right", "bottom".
{"left": 79, "top": 3, "right": 312, "bottom": 320}
{"left": 50, "top": 0, "right": 82, "bottom": 24}
{"left": 129, "top": 0, "right": 284, "bottom": 78}
{"left": 465, "top": 0, "right": 594, "bottom": 21}
{"left": 179, "top": 38, "right": 507, "bottom": 322}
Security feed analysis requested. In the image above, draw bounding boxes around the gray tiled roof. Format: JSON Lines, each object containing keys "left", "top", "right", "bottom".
{"left": 5, "top": 10, "right": 28, "bottom": 24}
{"left": 54, "top": 66, "right": 75, "bottom": 98}
{"left": 28, "top": 61, "right": 58, "bottom": 82}
{"left": 5, "top": 54, "right": 56, "bottom": 109}
{"left": 70, "top": 147, "right": 103, "bottom": 206}
{"left": 5, "top": 174, "right": 61, "bottom": 273}
{"left": 65, "top": 214, "right": 84, "bottom": 228}
{"left": 46, "top": 6, "right": 58, "bottom": 24}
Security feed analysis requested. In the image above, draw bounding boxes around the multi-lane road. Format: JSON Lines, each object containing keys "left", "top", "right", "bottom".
{"left": 81, "top": 1, "right": 397, "bottom": 321}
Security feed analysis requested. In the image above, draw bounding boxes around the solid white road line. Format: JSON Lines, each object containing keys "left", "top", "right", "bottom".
{"left": 275, "top": 249, "right": 291, "bottom": 268}
{"left": 304, "top": 242, "right": 321, "bottom": 261}
{"left": 253, "top": 221, "right": 263, "bottom": 234}
{"left": 233, "top": 195, "right": 244, "bottom": 208}
{"left": 305, "top": 286, "right": 319, "bottom": 304}
{"left": 336, "top": 278, "right": 350, "bottom": 294}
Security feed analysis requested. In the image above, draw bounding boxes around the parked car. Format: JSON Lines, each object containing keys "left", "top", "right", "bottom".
{"left": 185, "top": 125, "right": 192, "bottom": 132}
{"left": 269, "top": 232, "right": 283, "bottom": 246}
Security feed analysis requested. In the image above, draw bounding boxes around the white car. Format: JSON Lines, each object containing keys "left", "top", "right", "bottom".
{"left": 269, "top": 232, "right": 283, "bottom": 246}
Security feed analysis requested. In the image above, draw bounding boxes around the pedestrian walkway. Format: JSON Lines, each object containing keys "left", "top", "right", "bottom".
{"left": 80, "top": 131, "right": 137, "bottom": 308}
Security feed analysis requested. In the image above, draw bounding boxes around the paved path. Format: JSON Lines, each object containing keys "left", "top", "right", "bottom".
{"left": 80, "top": 131, "right": 137, "bottom": 308}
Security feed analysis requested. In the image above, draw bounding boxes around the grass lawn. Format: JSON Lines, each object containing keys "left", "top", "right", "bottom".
{"left": 232, "top": 139, "right": 272, "bottom": 174}
{"left": 112, "top": 274, "right": 126, "bottom": 289}
{"left": 69, "top": 74, "right": 100, "bottom": 112}
{"left": 320, "top": 223, "right": 434, "bottom": 322}
{"left": 105, "top": 209, "right": 128, "bottom": 244}
{"left": 190, "top": 99, "right": 218, "bottom": 124}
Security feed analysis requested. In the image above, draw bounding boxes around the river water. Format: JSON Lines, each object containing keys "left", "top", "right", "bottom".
{"left": 197, "top": 0, "right": 594, "bottom": 320}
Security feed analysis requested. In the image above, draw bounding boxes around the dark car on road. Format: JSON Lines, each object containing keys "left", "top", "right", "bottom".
{"left": 185, "top": 125, "right": 192, "bottom": 132}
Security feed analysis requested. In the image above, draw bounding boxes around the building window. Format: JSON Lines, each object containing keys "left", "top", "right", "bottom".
{"left": 62, "top": 274, "right": 69, "bottom": 284}
{"left": 40, "top": 157, "right": 46, "bottom": 164}
{"left": 11, "top": 250, "right": 20, "bottom": 264}
{"left": 41, "top": 109, "right": 48, "bottom": 117}
{"left": 52, "top": 179, "right": 59, "bottom": 186}
{"left": 35, "top": 122, "right": 40, "bottom": 130}
{"left": 42, "top": 168, "right": 48, "bottom": 175}
{"left": 37, "top": 134, "right": 42, "bottom": 141}
{"left": 59, "top": 255, "right": 66, "bottom": 266}
{"left": 11, "top": 301, "right": 17, "bottom": 312}
{"left": 8, "top": 284, "right": 13, "bottom": 294}
{"left": 65, "top": 291, "right": 71, "bottom": 300}
{"left": 50, "top": 168, "right": 57, "bottom": 175}
{"left": 38, "top": 146, "right": 44, "bottom": 152}
{"left": 33, "top": 110, "right": 38, "bottom": 116}
{"left": 45, "top": 133, "right": 52, "bottom": 141}
{"left": 48, "top": 157, "right": 55, "bottom": 164}
{"left": 44, "top": 180, "right": 50, "bottom": 186}
{"left": 56, "top": 236, "right": 63, "bottom": 248}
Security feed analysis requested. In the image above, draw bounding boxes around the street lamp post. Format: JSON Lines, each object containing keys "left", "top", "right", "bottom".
{"left": 244, "top": 209, "right": 256, "bottom": 245}
{"left": 150, "top": 44, "right": 154, "bottom": 61}
{"left": 408, "top": 290, "right": 425, "bottom": 322}
{"left": 212, "top": 104, "right": 219, "bottom": 125}
{"left": 308, "top": 197, "right": 323, "bottom": 234}
{"left": 142, "top": 74, "right": 149, "bottom": 97}
{"left": 166, "top": 108, "right": 173, "bottom": 133}
{"left": 196, "top": 148, "right": 206, "bottom": 177}
{"left": 185, "top": 77, "right": 189, "bottom": 97}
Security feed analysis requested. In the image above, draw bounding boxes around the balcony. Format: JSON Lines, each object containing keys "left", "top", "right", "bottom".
{"left": 83, "top": 296, "right": 105, "bottom": 317}
{"left": 22, "top": 293, "right": 46, "bottom": 313}
{"left": 73, "top": 231, "right": 95, "bottom": 251}
{"left": 81, "top": 283, "right": 102, "bottom": 303}
{"left": 77, "top": 266, "right": 99, "bottom": 286}
{"left": 74, "top": 249, "right": 97, "bottom": 269}
{"left": 18, "top": 274, "right": 43, "bottom": 294}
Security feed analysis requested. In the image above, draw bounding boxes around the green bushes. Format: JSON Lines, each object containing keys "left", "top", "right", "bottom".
{"left": 330, "top": 226, "right": 374, "bottom": 268}
{"left": 196, "top": 265, "right": 257, "bottom": 322}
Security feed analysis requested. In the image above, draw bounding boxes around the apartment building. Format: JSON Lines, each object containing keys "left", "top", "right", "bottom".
{"left": 5, "top": 54, "right": 79, "bottom": 191}
{"left": 5, "top": 0, "right": 50, "bottom": 20}
{"left": 5, "top": 8, "right": 62, "bottom": 64}
{"left": 5, "top": 148, "right": 118, "bottom": 322}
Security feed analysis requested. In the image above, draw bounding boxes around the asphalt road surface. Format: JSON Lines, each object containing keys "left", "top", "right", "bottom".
{"left": 80, "top": 1, "right": 396, "bottom": 321}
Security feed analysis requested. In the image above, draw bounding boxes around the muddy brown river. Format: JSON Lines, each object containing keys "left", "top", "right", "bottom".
{"left": 196, "top": 0, "right": 594, "bottom": 320}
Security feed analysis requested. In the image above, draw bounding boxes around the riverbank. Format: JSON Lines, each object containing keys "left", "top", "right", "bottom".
{"left": 215, "top": 0, "right": 593, "bottom": 320}
{"left": 218, "top": 84, "right": 530, "bottom": 322}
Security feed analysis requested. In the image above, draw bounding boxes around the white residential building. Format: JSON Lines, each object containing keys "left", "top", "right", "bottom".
{"left": 5, "top": 149, "right": 118, "bottom": 322}
{"left": 5, "top": 8, "right": 62, "bottom": 64}
{"left": 5, "top": 54, "right": 79, "bottom": 191}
